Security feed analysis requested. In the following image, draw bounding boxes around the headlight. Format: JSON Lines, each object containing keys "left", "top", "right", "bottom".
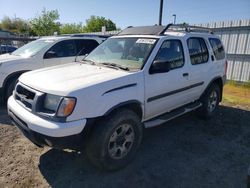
{"left": 44, "top": 94, "right": 61, "bottom": 112}
{"left": 43, "top": 94, "right": 76, "bottom": 117}
{"left": 57, "top": 97, "right": 76, "bottom": 117}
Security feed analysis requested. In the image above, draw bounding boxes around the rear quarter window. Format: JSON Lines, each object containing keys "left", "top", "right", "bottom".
{"left": 209, "top": 38, "right": 225, "bottom": 60}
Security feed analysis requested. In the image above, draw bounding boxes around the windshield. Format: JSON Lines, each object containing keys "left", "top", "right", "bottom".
{"left": 85, "top": 37, "right": 157, "bottom": 71}
{"left": 12, "top": 39, "right": 55, "bottom": 58}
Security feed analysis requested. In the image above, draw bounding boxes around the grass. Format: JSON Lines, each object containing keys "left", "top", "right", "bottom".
{"left": 222, "top": 81, "right": 250, "bottom": 109}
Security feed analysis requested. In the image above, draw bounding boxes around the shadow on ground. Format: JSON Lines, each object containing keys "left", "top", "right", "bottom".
{"left": 0, "top": 105, "right": 11, "bottom": 125}
{"left": 39, "top": 105, "right": 250, "bottom": 188}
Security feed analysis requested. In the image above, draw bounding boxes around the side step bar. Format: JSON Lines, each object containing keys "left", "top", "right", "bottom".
{"left": 143, "top": 101, "right": 202, "bottom": 128}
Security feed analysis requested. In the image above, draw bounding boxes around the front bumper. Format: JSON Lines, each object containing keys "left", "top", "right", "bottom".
{"left": 8, "top": 96, "right": 88, "bottom": 149}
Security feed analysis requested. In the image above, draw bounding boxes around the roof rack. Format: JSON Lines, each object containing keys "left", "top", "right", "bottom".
{"left": 164, "top": 24, "right": 214, "bottom": 34}
{"left": 118, "top": 24, "right": 213, "bottom": 36}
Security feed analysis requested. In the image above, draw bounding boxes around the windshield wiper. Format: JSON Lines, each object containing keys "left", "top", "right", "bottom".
{"left": 100, "top": 62, "right": 130, "bottom": 71}
{"left": 81, "top": 59, "right": 96, "bottom": 65}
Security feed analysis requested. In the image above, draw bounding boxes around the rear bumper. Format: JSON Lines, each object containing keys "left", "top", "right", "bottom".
{"left": 7, "top": 96, "right": 89, "bottom": 149}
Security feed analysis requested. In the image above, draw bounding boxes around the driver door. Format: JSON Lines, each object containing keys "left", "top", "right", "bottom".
{"left": 43, "top": 39, "right": 77, "bottom": 67}
{"left": 144, "top": 39, "right": 191, "bottom": 120}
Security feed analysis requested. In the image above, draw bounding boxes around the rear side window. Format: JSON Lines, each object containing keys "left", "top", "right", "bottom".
{"left": 75, "top": 39, "right": 99, "bottom": 56}
{"left": 48, "top": 40, "right": 76, "bottom": 57}
{"left": 187, "top": 38, "right": 208, "bottom": 65}
{"left": 155, "top": 40, "right": 184, "bottom": 70}
{"left": 209, "top": 38, "right": 225, "bottom": 60}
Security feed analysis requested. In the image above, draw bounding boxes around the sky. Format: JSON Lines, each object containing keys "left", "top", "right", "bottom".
{"left": 0, "top": 0, "right": 249, "bottom": 29}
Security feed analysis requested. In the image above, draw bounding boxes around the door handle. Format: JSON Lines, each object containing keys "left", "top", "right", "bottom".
{"left": 183, "top": 73, "right": 189, "bottom": 77}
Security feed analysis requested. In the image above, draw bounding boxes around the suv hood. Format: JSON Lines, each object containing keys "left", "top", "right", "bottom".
{"left": 0, "top": 53, "right": 25, "bottom": 64}
{"left": 19, "top": 63, "right": 130, "bottom": 95}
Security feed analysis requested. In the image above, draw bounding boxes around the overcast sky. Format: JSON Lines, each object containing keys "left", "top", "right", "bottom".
{"left": 0, "top": 0, "right": 249, "bottom": 28}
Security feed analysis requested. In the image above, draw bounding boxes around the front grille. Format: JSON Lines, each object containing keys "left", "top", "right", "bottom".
{"left": 15, "top": 84, "right": 36, "bottom": 110}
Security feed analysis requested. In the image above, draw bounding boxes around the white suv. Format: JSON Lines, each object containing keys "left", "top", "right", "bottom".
{"left": 0, "top": 35, "right": 107, "bottom": 101}
{"left": 8, "top": 24, "right": 227, "bottom": 170}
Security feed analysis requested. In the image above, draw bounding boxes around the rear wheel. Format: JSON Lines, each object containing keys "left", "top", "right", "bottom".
{"left": 198, "top": 83, "right": 220, "bottom": 119}
{"left": 86, "top": 108, "right": 143, "bottom": 170}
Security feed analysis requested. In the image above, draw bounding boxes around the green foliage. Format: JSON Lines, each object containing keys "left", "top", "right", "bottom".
{"left": 0, "top": 11, "right": 118, "bottom": 36}
{"left": 60, "top": 23, "right": 84, "bottom": 34}
{"left": 0, "top": 16, "right": 30, "bottom": 34}
{"left": 84, "top": 16, "right": 117, "bottom": 32}
{"left": 227, "top": 79, "right": 250, "bottom": 88}
{"left": 30, "top": 9, "right": 60, "bottom": 36}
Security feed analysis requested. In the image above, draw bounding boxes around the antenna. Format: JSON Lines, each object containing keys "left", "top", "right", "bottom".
{"left": 74, "top": 47, "right": 86, "bottom": 62}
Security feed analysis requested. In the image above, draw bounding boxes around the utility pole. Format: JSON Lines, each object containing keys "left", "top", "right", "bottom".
{"left": 158, "top": 0, "right": 164, "bottom": 25}
{"left": 172, "top": 14, "right": 176, "bottom": 24}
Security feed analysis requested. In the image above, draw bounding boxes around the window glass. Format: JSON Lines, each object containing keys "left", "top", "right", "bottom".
{"left": 154, "top": 40, "right": 184, "bottom": 69}
{"left": 48, "top": 40, "right": 76, "bottom": 58}
{"left": 75, "top": 39, "right": 99, "bottom": 56}
{"left": 85, "top": 37, "right": 157, "bottom": 71}
{"left": 12, "top": 39, "right": 54, "bottom": 58}
{"left": 209, "top": 38, "right": 225, "bottom": 60}
{"left": 187, "top": 38, "right": 209, "bottom": 65}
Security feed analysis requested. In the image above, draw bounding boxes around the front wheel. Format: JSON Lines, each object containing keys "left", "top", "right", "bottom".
{"left": 86, "top": 109, "right": 143, "bottom": 170}
{"left": 198, "top": 83, "right": 221, "bottom": 119}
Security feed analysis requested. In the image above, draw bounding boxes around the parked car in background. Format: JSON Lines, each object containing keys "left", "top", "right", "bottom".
{"left": 0, "top": 34, "right": 108, "bottom": 102}
{"left": 7, "top": 24, "right": 227, "bottom": 170}
{"left": 0, "top": 45, "right": 17, "bottom": 55}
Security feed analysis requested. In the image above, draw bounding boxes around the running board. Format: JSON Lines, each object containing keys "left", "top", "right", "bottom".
{"left": 143, "top": 102, "right": 202, "bottom": 128}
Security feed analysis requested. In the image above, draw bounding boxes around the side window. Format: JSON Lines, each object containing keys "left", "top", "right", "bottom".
{"left": 154, "top": 40, "right": 184, "bottom": 70}
{"left": 187, "top": 38, "right": 209, "bottom": 65}
{"left": 46, "top": 40, "right": 76, "bottom": 58}
{"left": 209, "top": 38, "right": 225, "bottom": 60}
{"left": 75, "top": 39, "right": 99, "bottom": 56}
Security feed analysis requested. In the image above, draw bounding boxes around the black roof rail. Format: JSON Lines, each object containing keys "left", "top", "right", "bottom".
{"left": 60, "top": 34, "right": 111, "bottom": 38}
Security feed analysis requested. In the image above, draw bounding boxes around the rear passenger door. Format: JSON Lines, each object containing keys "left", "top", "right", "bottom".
{"left": 185, "top": 37, "right": 211, "bottom": 99}
{"left": 75, "top": 39, "right": 99, "bottom": 62}
{"left": 43, "top": 39, "right": 77, "bottom": 67}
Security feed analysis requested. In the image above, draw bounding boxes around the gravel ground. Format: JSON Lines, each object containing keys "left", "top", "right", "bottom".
{"left": 0, "top": 104, "right": 250, "bottom": 188}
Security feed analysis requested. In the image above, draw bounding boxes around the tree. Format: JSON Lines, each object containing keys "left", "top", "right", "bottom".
{"left": 0, "top": 16, "right": 30, "bottom": 34}
{"left": 60, "top": 23, "right": 84, "bottom": 34}
{"left": 30, "top": 9, "right": 60, "bottom": 36}
{"left": 84, "top": 16, "right": 117, "bottom": 32}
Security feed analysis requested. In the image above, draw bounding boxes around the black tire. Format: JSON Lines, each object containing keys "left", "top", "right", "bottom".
{"left": 5, "top": 78, "right": 18, "bottom": 101}
{"left": 86, "top": 108, "right": 143, "bottom": 170}
{"left": 198, "top": 83, "right": 221, "bottom": 119}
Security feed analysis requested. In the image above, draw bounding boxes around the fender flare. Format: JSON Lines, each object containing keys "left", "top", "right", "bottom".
{"left": 104, "top": 100, "right": 143, "bottom": 118}
{"left": 200, "top": 76, "right": 224, "bottom": 101}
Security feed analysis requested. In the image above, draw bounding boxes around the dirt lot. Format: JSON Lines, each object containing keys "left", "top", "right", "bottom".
{"left": 0, "top": 103, "right": 250, "bottom": 188}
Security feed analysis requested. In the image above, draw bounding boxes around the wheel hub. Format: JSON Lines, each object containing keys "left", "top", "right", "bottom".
{"left": 207, "top": 90, "right": 218, "bottom": 112}
{"left": 108, "top": 123, "right": 135, "bottom": 160}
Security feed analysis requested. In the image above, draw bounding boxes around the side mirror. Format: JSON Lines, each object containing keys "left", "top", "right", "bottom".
{"left": 149, "top": 60, "right": 171, "bottom": 74}
{"left": 44, "top": 51, "right": 57, "bottom": 59}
